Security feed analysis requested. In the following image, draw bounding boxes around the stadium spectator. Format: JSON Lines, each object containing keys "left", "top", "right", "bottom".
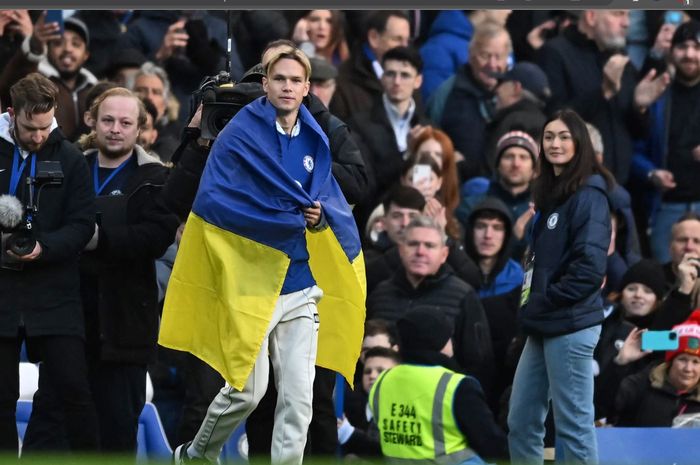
{"left": 291, "top": 10, "right": 349, "bottom": 66}
{"left": 131, "top": 62, "right": 180, "bottom": 161}
{"left": 308, "top": 56, "right": 337, "bottom": 109}
{"left": 537, "top": 9, "right": 669, "bottom": 184}
{"left": 0, "top": 9, "right": 36, "bottom": 106}
{"left": 401, "top": 128, "right": 462, "bottom": 241}
{"left": 1, "top": 73, "right": 99, "bottom": 453}
{"left": 0, "top": 14, "right": 96, "bottom": 141}
{"left": 364, "top": 186, "right": 480, "bottom": 295}
{"left": 367, "top": 215, "right": 495, "bottom": 392}
{"left": 484, "top": 61, "right": 550, "bottom": 172}
{"left": 339, "top": 346, "right": 400, "bottom": 458}
{"left": 464, "top": 197, "right": 524, "bottom": 299}
{"left": 631, "top": 20, "right": 700, "bottom": 263}
{"left": 613, "top": 310, "right": 700, "bottom": 426}
{"left": 652, "top": 213, "right": 700, "bottom": 329}
{"left": 433, "top": 22, "right": 512, "bottom": 181}
{"left": 103, "top": 48, "right": 147, "bottom": 87}
{"left": 585, "top": 122, "right": 643, "bottom": 295}
{"left": 348, "top": 45, "right": 428, "bottom": 230}
{"left": 74, "top": 10, "right": 132, "bottom": 78}
{"left": 138, "top": 97, "right": 161, "bottom": 158}
{"left": 344, "top": 319, "right": 400, "bottom": 436}
{"left": 419, "top": 10, "right": 512, "bottom": 101}
{"left": 457, "top": 130, "right": 538, "bottom": 261}
{"left": 330, "top": 10, "right": 410, "bottom": 122}
{"left": 117, "top": 11, "right": 244, "bottom": 121}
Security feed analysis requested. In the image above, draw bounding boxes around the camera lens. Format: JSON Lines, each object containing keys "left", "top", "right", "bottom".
{"left": 670, "top": 332, "right": 678, "bottom": 340}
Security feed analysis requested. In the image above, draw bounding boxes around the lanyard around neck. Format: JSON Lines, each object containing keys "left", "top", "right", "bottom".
{"left": 93, "top": 155, "right": 131, "bottom": 195}
{"left": 9, "top": 145, "right": 36, "bottom": 196}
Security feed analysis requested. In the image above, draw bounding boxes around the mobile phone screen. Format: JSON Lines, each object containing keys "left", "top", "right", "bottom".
{"left": 45, "top": 10, "right": 64, "bottom": 34}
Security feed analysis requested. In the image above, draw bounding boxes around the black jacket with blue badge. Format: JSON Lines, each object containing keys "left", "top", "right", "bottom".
{"left": 520, "top": 174, "right": 611, "bottom": 336}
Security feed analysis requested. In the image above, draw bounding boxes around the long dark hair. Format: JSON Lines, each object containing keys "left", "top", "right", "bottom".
{"left": 532, "top": 109, "right": 615, "bottom": 213}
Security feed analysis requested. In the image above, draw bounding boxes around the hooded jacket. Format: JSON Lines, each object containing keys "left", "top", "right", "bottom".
{"left": 465, "top": 197, "right": 524, "bottom": 299}
{"left": 38, "top": 58, "right": 97, "bottom": 142}
{"left": 519, "top": 174, "right": 612, "bottom": 336}
{"left": 80, "top": 146, "right": 178, "bottom": 364}
{"left": 0, "top": 113, "right": 95, "bottom": 338}
{"left": 419, "top": 11, "right": 473, "bottom": 100}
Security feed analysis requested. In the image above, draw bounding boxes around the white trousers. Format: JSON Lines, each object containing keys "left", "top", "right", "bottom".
{"left": 189, "top": 285, "right": 322, "bottom": 465}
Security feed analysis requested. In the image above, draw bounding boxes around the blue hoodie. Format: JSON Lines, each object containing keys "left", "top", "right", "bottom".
{"left": 419, "top": 11, "right": 473, "bottom": 100}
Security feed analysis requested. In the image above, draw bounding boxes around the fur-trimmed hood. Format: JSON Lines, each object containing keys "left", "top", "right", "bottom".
{"left": 650, "top": 362, "right": 700, "bottom": 401}
{"left": 83, "top": 144, "right": 164, "bottom": 167}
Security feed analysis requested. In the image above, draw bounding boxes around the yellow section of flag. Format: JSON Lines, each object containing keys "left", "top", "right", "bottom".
{"left": 159, "top": 213, "right": 366, "bottom": 390}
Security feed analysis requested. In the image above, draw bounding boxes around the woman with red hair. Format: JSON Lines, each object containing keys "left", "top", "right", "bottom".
{"left": 405, "top": 127, "right": 461, "bottom": 240}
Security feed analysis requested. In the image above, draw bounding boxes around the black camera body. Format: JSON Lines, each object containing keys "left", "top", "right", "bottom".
{"left": 1, "top": 161, "right": 63, "bottom": 270}
{"left": 197, "top": 71, "right": 265, "bottom": 140}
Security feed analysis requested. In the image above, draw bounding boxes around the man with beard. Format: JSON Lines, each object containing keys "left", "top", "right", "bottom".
{"left": 0, "top": 14, "right": 95, "bottom": 142}
{"left": 23, "top": 87, "right": 178, "bottom": 453}
{"left": 632, "top": 21, "right": 700, "bottom": 263}
{"left": 457, "top": 130, "right": 538, "bottom": 261}
{"left": 537, "top": 9, "right": 669, "bottom": 185}
{"left": 0, "top": 73, "right": 99, "bottom": 454}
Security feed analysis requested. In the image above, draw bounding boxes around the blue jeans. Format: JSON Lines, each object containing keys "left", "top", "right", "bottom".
{"left": 650, "top": 201, "right": 700, "bottom": 264}
{"left": 508, "top": 325, "right": 601, "bottom": 465}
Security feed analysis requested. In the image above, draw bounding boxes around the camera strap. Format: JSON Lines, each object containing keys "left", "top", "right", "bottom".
{"left": 9, "top": 146, "right": 36, "bottom": 196}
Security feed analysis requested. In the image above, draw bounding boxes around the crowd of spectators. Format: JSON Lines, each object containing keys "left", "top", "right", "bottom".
{"left": 1, "top": 7, "right": 700, "bottom": 461}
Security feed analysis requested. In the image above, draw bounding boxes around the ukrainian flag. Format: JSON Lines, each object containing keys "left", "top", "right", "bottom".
{"left": 159, "top": 97, "right": 366, "bottom": 390}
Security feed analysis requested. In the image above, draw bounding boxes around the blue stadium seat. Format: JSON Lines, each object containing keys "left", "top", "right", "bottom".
{"left": 16, "top": 400, "right": 32, "bottom": 446}
{"left": 220, "top": 422, "right": 248, "bottom": 464}
{"left": 16, "top": 400, "right": 172, "bottom": 461}
{"left": 136, "top": 401, "right": 172, "bottom": 462}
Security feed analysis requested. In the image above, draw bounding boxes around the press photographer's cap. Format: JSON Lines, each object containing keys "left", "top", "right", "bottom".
{"left": 666, "top": 309, "right": 700, "bottom": 363}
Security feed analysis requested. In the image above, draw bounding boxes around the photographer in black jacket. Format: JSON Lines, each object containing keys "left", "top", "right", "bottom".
{"left": 23, "top": 87, "right": 178, "bottom": 453}
{"left": 0, "top": 73, "right": 99, "bottom": 453}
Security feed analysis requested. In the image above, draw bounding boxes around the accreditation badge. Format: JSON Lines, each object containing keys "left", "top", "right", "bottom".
{"left": 520, "top": 249, "right": 535, "bottom": 308}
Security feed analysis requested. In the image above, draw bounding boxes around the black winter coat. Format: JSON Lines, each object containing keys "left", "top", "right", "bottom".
{"left": 365, "top": 237, "right": 481, "bottom": 296}
{"left": 520, "top": 175, "right": 612, "bottom": 336}
{"left": 80, "top": 147, "right": 179, "bottom": 364}
{"left": 0, "top": 126, "right": 94, "bottom": 338}
{"left": 330, "top": 46, "right": 384, "bottom": 123}
{"left": 440, "top": 65, "right": 494, "bottom": 181}
{"left": 367, "top": 266, "right": 495, "bottom": 391}
{"left": 594, "top": 306, "right": 635, "bottom": 420}
{"left": 536, "top": 25, "right": 647, "bottom": 184}
{"left": 348, "top": 98, "right": 430, "bottom": 211}
{"left": 614, "top": 362, "right": 700, "bottom": 427}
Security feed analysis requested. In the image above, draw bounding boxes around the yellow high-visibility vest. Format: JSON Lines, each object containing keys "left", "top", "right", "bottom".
{"left": 369, "top": 364, "right": 477, "bottom": 464}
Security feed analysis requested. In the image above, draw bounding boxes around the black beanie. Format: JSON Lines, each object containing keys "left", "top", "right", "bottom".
{"left": 619, "top": 259, "right": 665, "bottom": 300}
{"left": 397, "top": 308, "right": 453, "bottom": 353}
